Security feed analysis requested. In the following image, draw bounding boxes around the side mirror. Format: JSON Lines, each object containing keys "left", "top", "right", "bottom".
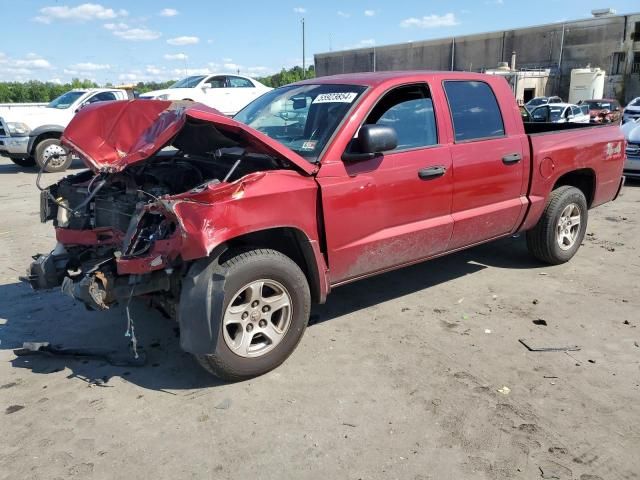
{"left": 342, "top": 124, "right": 397, "bottom": 162}
{"left": 202, "top": 83, "right": 212, "bottom": 90}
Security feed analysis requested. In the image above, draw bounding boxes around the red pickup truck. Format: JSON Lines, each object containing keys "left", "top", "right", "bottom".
{"left": 27, "top": 72, "right": 625, "bottom": 380}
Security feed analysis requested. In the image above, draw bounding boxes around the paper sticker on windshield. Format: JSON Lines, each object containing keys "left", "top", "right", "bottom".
{"left": 301, "top": 140, "right": 318, "bottom": 151}
{"left": 313, "top": 92, "right": 358, "bottom": 104}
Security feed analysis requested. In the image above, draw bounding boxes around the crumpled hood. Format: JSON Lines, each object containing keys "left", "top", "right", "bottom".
{"left": 61, "top": 99, "right": 316, "bottom": 175}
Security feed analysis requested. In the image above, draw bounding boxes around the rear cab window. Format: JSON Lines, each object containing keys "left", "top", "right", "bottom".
{"left": 443, "top": 81, "right": 505, "bottom": 142}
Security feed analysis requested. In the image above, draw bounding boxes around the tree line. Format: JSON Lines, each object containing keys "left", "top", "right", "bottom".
{"left": 0, "top": 66, "right": 316, "bottom": 103}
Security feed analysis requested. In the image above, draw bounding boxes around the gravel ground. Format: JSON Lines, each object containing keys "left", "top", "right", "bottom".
{"left": 0, "top": 156, "right": 639, "bottom": 480}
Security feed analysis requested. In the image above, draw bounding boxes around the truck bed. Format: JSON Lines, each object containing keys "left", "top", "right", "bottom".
{"left": 523, "top": 121, "right": 609, "bottom": 135}
{"left": 519, "top": 122, "right": 625, "bottom": 232}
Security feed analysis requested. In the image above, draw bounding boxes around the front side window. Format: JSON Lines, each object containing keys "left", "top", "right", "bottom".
{"left": 363, "top": 84, "right": 437, "bottom": 150}
{"left": 170, "top": 75, "right": 206, "bottom": 89}
{"left": 444, "top": 81, "right": 505, "bottom": 142}
{"left": 47, "top": 91, "right": 85, "bottom": 109}
{"left": 228, "top": 76, "right": 254, "bottom": 88}
{"left": 234, "top": 83, "right": 366, "bottom": 162}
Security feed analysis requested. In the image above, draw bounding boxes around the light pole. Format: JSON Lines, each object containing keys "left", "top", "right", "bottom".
{"left": 302, "top": 17, "right": 306, "bottom": 79}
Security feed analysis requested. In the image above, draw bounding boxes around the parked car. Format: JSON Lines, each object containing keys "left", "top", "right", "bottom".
{"left": 621, "top": 118, "right": 640, "bottom": 178}
{"left": 579, "top": 99, "right": 622, "bottom": 123}
{"left": 139, "top": 74, "right": 272, "bottom": 116}
{"left": 525, "top": 96, "right": 563, "bottom": 109}
{"left": 0, "top": 88, "right": 129, "bottom": 172}
{"left": 26, "top": 72, "right": 625, "bottom": 380}
{"left": 529, "top": 103, "right": 590, "bottom": 124}
{"left": 622, "top": 97, "right": 640, "bottom": 124}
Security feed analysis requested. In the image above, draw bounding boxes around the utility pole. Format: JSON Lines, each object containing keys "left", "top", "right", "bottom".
{"left": 302, "top": 17, "right": 306, "bottom": 79}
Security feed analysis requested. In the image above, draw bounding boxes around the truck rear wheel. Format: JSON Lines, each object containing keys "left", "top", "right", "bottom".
{"left": 35, "top": 138, "right": 72, "bottom": 172}
{"left": 526, "top": 186, "right": 588, "bottom": 265}
{"left": 193, "top": 248, "right": 311, "bottom": 381}
{"left": 10, "top": 157, "right": 36, "bottom": 168}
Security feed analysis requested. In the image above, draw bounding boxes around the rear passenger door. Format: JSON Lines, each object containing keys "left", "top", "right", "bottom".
{"left": 443, "top": 80, "right": 526, "bottom": 250}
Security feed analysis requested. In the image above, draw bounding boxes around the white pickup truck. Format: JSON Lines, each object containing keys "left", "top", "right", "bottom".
{"left": 0, "top": 88, "right": 129, "bottom": 172}
{"left": 139, "top": 74, "right": 271, "bottom": 116}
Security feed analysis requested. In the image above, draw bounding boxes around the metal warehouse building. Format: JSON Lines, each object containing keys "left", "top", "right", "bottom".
{"left": 314, "top": 11, "right": 640, "bottom": 102}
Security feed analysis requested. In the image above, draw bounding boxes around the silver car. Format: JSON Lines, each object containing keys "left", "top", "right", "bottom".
{"left": 622, "top": 118, "right": 640, "bottom": 178}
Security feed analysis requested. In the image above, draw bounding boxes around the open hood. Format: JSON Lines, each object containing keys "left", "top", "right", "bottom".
{"left": 61, "top": 99, "right": 316, "bottom": 175}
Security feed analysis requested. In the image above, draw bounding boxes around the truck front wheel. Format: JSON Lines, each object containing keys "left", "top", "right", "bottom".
{"left": 35, "top": 138, "right": 72, "bottom": 172}
{"left": 526, "top": 186, "right": 588, "bottom": 265}
{"left": 193, "top": 248, "right": 311, "bottom": 381}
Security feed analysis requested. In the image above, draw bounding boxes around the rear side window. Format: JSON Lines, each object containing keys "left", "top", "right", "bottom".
{"left": 444, "top": 81, "right": 505, "bottom": 142}
{"left": 87, "top": 91, "right": 117, "bottom": 103}
{"left": 228, "top": 76, "right": 254, "bottom": 88}
{"left": 364, "top": 84, "right": 437, "bottom": 150}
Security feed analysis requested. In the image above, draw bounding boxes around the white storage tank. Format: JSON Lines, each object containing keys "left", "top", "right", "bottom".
{"left": 569, "top": 68, "right": 606, "bottom": 104}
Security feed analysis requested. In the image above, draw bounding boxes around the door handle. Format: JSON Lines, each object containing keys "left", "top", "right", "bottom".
{"left": 418, "top": 166, "right": 447, "bottom": 180}
{"left": 502, "top": 153, "right": 522, "bottom": 165}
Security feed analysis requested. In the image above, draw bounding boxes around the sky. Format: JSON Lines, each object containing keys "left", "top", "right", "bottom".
{"left": 1, "top": 0, "right": 639, "bottom": 84}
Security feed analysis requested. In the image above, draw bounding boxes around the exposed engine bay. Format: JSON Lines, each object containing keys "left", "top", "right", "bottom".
{"left": 27, "top": 146, "right": 284, "bottom": 312}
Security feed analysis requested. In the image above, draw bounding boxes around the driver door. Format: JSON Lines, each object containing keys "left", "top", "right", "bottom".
{"left": 317, "top": 83, "right": 454, "bottom": 284}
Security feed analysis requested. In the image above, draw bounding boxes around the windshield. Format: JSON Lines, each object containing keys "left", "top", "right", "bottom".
{"left": 47, "top": 91, "right": 85, "bottom": 109}
{"left": 234, "top": 83, "right": 367, "bottom": 162}
{"left": 526, "top": 98, "right": 546, "bottom": 107}
{"left": 170, "top": 75, "right": 206, "bottom": 89}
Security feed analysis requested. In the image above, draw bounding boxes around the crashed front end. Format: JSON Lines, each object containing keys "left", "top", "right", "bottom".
{"left": 25, "top": 99, "right": 314, "bottom": 313}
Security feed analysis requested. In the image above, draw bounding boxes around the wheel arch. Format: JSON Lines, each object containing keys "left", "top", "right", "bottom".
{"left": 552, "top": 168, "right": 596, "bottom": 208}
{"left": 28, "top": 125, "right": 65, "bottom": 155}
{"left": 209, "top": 226, "right": 327, "bottom": 304}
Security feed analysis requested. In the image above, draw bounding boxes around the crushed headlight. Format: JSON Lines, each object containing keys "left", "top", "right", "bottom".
{"left": 6, "top": 122, "right": 31, "bottom": 136}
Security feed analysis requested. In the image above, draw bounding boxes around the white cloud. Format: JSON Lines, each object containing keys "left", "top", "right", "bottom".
{"left": 222, "top": 57, "right": 233, "bottom": 63}
{"left": 364, "top": 9, "right": 376, "bottom": 16}
{"left": 358, "top": 39, "right": 376, "bottom": 47}
{"left": 0, "top": 53, "right": 54, "bottom": 80}
{"left": 164, "top": 53, "right": 188, "bottom": 60}
{"left": 293, "top": 7, "right": 306, "bottom": 13}
{"left": 485, "top": 0, "right": 504, "bottom": 4}
{"left": 167, "top": 36, "right": 199, "bottom": 45}
{"left": 119, "top": 73, "right": 139, "bottom": 81}
{"left": 159, "top": 8, "right": 178, "bottom": 16}
{"left": 172, "top": 67, "right": 209, "bottom": 76}
{"left": 105, "top": 23, "right": 161, "bottom": 41}
{"left": 50, "top": 78, "right": 63, "bottom": 84}
{"left": 223, "top": 62, "right": 241, "bottom": 72}
{"left": 400, "top": 13, "right": 458, "bottom": 28}
{"left": 246, "top": 66, "right": 270, "bottom": 74}
{"left": 69, "top": 62, "right": 110, "bottom": 71}
{"left": 207, "top": 39, "right": 214, "bottom": 44}
{"left": 14, "top": 56, "right": 52, "bottom": 69}
{"left": 34, "top": 3, "right": 127, "bottom": 24}
{"left": 337, "top": 11, "right": 350, "bottom": 18}
{"left": 146, "top": 65, "right": 163, "bottom": 75}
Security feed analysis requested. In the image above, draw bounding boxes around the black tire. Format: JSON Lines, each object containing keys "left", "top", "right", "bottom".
{"left": 10, "top": 157, "right": 36, "bottom": 168}
{"left": 193, "top": 248, "right": 311, "bottom": 381}
{"left": 526, "top": 186, "right": 588, "bottom": 265}
{"left": 35, "top": 138, "right": 72, "bottom": 173}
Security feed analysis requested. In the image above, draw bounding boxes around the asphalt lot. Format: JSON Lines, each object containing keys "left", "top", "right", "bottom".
{"left": 0, "top": 156, "right": 639, "bottom": 480}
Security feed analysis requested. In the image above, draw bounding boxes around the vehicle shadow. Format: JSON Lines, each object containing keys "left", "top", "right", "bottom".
{"left": 1, "top": 236, "right": 540, "bottom": 390}
{"left": 0, "top": 158, "right": 85, "bottom": 175}
{"left": 310, "top": 235, "right": 540, "bottom": 325}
